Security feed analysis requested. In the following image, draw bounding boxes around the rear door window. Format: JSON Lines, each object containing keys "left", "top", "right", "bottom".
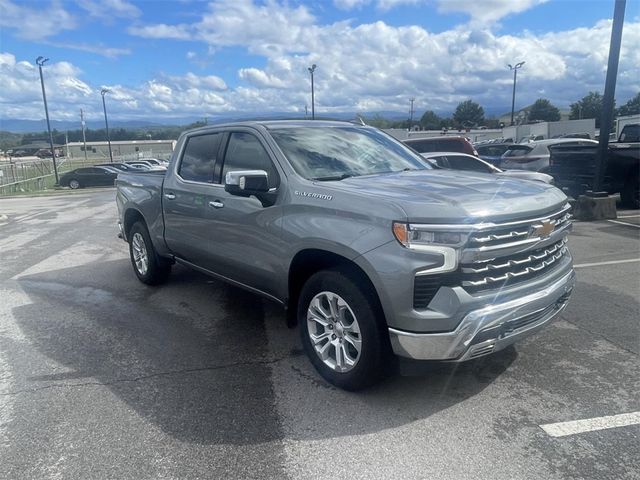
{"left": 178, "top": 133, "right": 223, "bottom": 183}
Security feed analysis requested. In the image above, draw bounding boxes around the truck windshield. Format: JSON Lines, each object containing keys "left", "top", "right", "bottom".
{"left": 269, "top": 126, "right": 428, "bottom": 180}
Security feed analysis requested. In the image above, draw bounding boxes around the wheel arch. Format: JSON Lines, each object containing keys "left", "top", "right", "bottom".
{"left": 287, "top": 248, "right": 387, "bottom": 328}
{"left": 123, "top": 208, "right": 147, "bottom": 242}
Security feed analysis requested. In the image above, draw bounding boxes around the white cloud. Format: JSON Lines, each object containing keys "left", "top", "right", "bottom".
{"left": 47, "top": 42, "right": 131, "bottom": 59}
{"left": 435, "top": 0, "right": 549, "bottom": 24}
{"left": 77, "top": 0, "right": 141, "bottom": 18}
{"left": 333, "top": 0, "right": 371, "bottom": 10}
{"left": 0, "top": 0, "right": 76, "bottom": 40}
{"left": 0, "top": 54, "right": 94, "bottom": 120}
{"left": 128, "top": 23, "right": 192, "bottom": 40}
{"left": 333, "top": 0, "right": 548, "bottom": 22}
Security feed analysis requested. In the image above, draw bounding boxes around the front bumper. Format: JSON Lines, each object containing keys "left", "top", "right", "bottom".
{"left": 388, "top": 270, "right": 575, "bottom": 361}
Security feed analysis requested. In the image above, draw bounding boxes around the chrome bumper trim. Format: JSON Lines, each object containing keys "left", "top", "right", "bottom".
{"left": 389, "top": 270, "right": 576, "bottom": 361}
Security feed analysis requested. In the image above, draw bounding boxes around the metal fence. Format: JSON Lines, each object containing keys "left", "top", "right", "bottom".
{"left": 0, "top": 158, "right": 78, "bottom": 195}
{"left": 0, "top": 150, "right": 174, "bottom": 195}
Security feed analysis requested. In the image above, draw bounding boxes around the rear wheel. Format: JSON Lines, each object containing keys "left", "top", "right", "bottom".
{"left": 298, "top": 267, "right": 389, "bottom": 390}
{"left": 128, "top": 221, "right": 171, "bottom": 285}
{"left": 621, "top": 175, "right": 640, "bottom": 209}
{"left": 68, "top": 179, "right": 80, "bottom": 189}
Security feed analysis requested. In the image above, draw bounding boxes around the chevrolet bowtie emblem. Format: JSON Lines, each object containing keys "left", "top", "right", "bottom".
{"left": 533, "top": 220, "right": 555, "bottom": 238}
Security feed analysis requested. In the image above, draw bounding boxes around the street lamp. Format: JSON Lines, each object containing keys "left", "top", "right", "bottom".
{"left": 36, "top": 56, "right": 59, "bottom": 184}
{"left": 308, "top": 64, "right": 317, "bottom": 120}
{"left": 100, "top": 88, "right": 114, "bottom": 163}
{"left": 508, "top": 61, "right": 525, "bottom": 126}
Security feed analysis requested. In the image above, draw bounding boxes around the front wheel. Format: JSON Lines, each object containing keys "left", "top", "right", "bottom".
{"left": 298, "top": 267, "right": 389, "bottom": 390}
{"left": 68, "top": 179, "right": 80, "bottom": 189}
{"left": 128, "top": 221, "right": 171, "bottom": 285}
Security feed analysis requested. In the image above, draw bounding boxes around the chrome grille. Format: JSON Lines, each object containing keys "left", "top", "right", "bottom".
{"left": 460, "top": 206, "right": 572, "bottom": 293}
{"left": 468, "top": 209, "right": 572, "bottom": 248}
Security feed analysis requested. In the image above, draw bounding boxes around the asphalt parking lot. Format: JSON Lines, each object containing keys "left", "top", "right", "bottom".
{"left": 0, "top": 190, "right": 638, "bottom": 480}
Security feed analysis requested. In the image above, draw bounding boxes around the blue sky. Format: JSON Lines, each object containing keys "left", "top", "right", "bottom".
{"left": 0, "top": 0, "right": 638, "bottom": 122}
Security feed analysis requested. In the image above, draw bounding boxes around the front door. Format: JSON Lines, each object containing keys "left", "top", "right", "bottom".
{"left": 204, "top": 130, "right": 286, "bottom": 299}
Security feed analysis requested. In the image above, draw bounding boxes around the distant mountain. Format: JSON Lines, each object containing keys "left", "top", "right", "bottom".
{"left": 0, "top": 107, "right": 528, "bottom": 134}
{"left": 0, "top": 118, "right": 172, "bottom": 133}
{"left": 0, "top": 111, "right": 418, "bottom": 133}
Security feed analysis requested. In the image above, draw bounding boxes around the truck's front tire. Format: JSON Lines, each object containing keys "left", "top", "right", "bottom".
{"left": 298, "top": 267, "right": 389, "bottom": 390}
{"left": 128, "top": 221, "right": 171, "bottom": 285}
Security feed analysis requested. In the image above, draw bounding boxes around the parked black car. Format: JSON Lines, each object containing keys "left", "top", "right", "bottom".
{"left": 548, "top": 124, "right": 640, "bottom": 208}
{"left": 58, "top": 166, "right": 118, "bottom": 189}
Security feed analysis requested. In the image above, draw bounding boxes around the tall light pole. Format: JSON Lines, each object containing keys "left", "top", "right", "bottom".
{"left": 80, "top": 108, "right": 88, "bottom": 163}
{"left": 508, "top": 61, "right": 525, "bottom": 126}
{"left": 36, "top": 56, "right": 59, "bottom": 184}
{"left": 409, "top": 97, "right": 415, "bottom": 130}
{"left": 100, "top": 88, "right": 114, "bottom": 163}
{"left": 593, "top": 0, "right": 626, "bottom": 194}
{"left": 308, "top": 64, "right": 316, "bottom": 120}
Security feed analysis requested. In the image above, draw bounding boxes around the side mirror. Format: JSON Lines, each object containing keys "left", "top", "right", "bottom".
{"left": 224, "top": 170, "right": 270, "bottom": 196}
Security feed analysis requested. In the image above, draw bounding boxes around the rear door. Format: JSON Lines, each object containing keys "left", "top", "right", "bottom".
{"left": 162, "top": 131, "right": 224, "bottom": 264}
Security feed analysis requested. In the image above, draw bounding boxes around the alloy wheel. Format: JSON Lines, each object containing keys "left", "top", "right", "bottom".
{"left": 306, "top": 291, "right": 362, "bottom": 373}
{"left": 131, "top": 232, "right": 149, "bottom": 276}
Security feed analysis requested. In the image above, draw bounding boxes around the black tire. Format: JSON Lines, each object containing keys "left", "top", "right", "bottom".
{"left": 621, "top": 175, "right": 640, "bottom": 209}
{"left": 68, "top": 178, "right": 81, "bottom": 189}
{"left": 128, "top": 221, "right": 171, "bottom": 285}
{"left": 298, "top": 266, "right": 390, "bottom": 390}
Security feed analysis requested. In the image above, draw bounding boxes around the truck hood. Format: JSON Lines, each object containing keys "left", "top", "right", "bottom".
{"left": 325, "top": 169, "right": 568, "bottom": 223}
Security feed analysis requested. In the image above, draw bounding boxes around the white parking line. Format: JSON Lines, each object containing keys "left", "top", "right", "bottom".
{"left": 573, "top": 258, "right": 640, "bottom": 268}
{"left": 607, "top": 219, "right": 640, "bottom": 228}
{"left": 541, "top": 412, "right": 640, "bottom": 438}
{"left": 617, "top": 214, "right": 640, "bottom": 218}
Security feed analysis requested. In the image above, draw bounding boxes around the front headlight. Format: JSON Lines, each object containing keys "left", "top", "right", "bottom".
{"left": 392, "top": 222, "right": 470, "bottom": 274}
{"left": 392, "top": 222, "right": 470, "bottom": 249}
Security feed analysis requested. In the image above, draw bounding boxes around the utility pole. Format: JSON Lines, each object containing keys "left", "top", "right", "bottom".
{"left": 409, "top": 98, "right": 415, "bottom": 130}
{"left": 80, "top": 109, "right": 88, "bottom": 163}
{"left": 100, "top": 89, "right": 114, "bottom": 163}
{"left": 36, "top": 56, "right": 59, "bottom": 183}
{"left": 593, "top": 0, "right": 626, "bottom": 194}
{"left": 308, "top": 64, "right": 317, "bottom": 120}
{"left": 508, "top": 62, "right": 525, "bottom": 126}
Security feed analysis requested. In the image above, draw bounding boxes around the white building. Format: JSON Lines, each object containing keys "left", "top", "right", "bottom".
{"left": 66, "top": 139, "right": 176, "bottom": 161}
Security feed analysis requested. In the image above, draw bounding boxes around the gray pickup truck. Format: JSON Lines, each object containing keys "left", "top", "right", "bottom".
{"left": 116, "top": 120, "right": 575, "bottom": 390}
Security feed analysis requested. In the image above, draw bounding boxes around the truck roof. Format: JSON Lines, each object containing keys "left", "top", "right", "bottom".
{"left": 186, "top": 119, "right": 364, "bottom": 134}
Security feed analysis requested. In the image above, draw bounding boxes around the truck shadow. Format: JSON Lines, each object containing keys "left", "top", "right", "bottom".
{"left": 11, "top": 259, "right": 515, "bottom": 446}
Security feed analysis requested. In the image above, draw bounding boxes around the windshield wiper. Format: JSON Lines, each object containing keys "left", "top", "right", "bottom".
{"left": 312, "top": 173, "right": 354, "bottom": 181}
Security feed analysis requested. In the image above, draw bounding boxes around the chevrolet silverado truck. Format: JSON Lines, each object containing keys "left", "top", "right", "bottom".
{"left": 116, "top": 120, "right": 576, "bottom": 390}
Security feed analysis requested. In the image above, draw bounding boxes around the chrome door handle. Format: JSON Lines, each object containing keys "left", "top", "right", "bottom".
{"left": 164, "top": 193, "right": 176, "bottom": 200}
{"left": 208, "top": 200, "right": 224, "bottom": 209}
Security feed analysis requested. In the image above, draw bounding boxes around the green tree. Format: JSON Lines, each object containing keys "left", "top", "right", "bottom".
{"left": 569, "top": 91, "right": 611, "bottom": 127}
{"left": 453, "top": 100, "right": 484, "bottom": 127}
{"left": 419, "top": 110, "right": 442, "bottom": 130}
{"left": 617, "top": 92, "right": 640, "bottom": 117}
{"left": 528, "top": 98, "right": 561, "bottom": 122}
